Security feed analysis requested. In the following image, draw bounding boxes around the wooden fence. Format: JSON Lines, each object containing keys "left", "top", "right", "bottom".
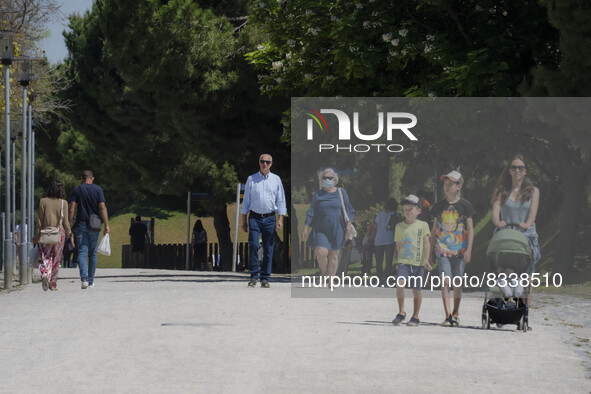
{"left": 297, "top": 241, "right": 318, "bottom": 270}
{"left": 122, "top": 240, "right": 290, "bottom": 273}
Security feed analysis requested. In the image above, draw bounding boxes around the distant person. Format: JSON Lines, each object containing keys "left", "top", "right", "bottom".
{"left": 62, "top": 230, "right": 77, "bottom": 268}
{"left": 372, "top": 197, "right": 400, "bottom": 282}
{"left": 491, "top": 154, "right": 540, "bottom": 309}
{"left": 14, "top": 220, "right": 28, "bottom": 274}
{"left": 301, "top": 168, "right": 354, "bottom": 278}
{"left": 391, "top": 195, "right": 431, "bottom": 327}
{"left": 191, "top": 219, "right": 207, "bottom": 271}
{"left": 34, "top": 180, "right": 73, "bottom": 291}
{"left": 69, "top": 170, "right": 110, "bottom": 289}
{"left": 361, "top": 221, "right": 376, "bottom": 275}
{"left": 129, "top": 216, "right": 148, "bottom": 268}
{"left": 15, "top": 222, "right": 28, "bottom": 246}
{"left": 241, "top": 153, "right": 287, "bottom": 288}
{"left": 429, "top": 171, "right": 475, "bottom": 327}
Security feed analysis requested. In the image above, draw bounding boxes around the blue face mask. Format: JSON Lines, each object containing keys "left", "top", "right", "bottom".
{"left": 322, "top": 179, "right": 334, "bottom": 189}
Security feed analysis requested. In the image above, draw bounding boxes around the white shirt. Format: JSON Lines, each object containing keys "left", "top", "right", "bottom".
{"left": 240, "top": 171, "right": 287, "bottom": 216}
{"left": 15, "top": 224, "right": 28, "bottom": 239}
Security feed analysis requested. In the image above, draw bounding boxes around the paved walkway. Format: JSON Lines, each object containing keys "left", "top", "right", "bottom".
{"left": 0, "top": 268, "right": 589, "bottom": 393}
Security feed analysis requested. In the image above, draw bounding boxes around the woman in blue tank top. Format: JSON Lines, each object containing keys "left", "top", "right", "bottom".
{"left": 491, "top": 154, "right": 541, "bottom": 308}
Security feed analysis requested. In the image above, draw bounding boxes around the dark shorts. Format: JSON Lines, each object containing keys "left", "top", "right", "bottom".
{"left": 396, "top": 263, "right": 425, "bottom": 290}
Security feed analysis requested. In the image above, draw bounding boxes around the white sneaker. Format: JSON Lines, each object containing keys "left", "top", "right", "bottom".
{"left": 81, "top": 281, "right": 89, "bottom": 289}
{"left": 88, "top": 283, "right": 95, "bottom": 289}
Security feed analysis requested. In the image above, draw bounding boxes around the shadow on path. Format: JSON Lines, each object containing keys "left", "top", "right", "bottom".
{"left": 338, "top": 320, "right": 519, "bottom": 332}
{"left": 57, "top": 272, "right": 292, "bottom": 285}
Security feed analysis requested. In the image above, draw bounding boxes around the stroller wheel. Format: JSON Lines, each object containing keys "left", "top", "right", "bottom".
{"left": 481, "top": 311, "right": 489, "bottom": 330}
{"left": 521, "top": 317, "right": 528, "bottom": 333}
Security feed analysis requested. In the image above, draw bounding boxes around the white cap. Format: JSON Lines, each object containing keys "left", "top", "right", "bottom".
{"left": 440, "top": 170, "right": 464, "bottom": 184}
{"left": 401, "top": 194, "right": 421, "bottom": 208}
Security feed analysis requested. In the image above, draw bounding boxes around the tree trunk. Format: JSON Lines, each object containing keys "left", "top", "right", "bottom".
{"left": 552, "top": 143, "right": 586, "bottom": 280}
{"left": 213, "top": 203, "right": 233, "bottom": 271}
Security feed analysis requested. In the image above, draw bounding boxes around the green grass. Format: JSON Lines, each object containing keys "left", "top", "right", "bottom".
{"left": 534, "top": 282, "right": 591, "bottom": 299}
{"left": 293, "top": 203, "right": 310, "bottom": 236}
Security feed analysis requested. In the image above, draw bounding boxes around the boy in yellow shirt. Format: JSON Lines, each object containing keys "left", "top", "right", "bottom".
{"left": 392, "top": 195, "right": 432, "bottom": 326}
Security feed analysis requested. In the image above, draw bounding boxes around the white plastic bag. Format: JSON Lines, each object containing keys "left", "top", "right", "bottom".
{"left": 97, "top": 234, "right": 111, "bottom": 256}
{"left": 28, "top": 245, "right": 40, "bottom": 267}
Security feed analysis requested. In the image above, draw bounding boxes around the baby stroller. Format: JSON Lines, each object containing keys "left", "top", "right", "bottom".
{"left": 482, "top": 224, "right": 532, "bottom": 332}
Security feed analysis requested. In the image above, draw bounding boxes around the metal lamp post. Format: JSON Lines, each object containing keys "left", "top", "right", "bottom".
{"left": 8, "top": 118, "right": 18, "bottom": 279}
{"left": 1, "top": 27, "right": 14, "bottom": 288}
{"left": 11, "top": 122, "right": 16, "bottom": 277}
{"left": 27, "top": 92, "right": 36, "bottom": 283}
{"left": 18, "top": 57, "right": 31, "bottom": 284}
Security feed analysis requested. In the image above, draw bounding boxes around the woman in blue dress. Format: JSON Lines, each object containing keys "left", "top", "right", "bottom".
{"left": 491, "top": 154, "right": 541, "bottom": 307}
{"left": 302, "top": 168, "right": 354, "bottom": 277}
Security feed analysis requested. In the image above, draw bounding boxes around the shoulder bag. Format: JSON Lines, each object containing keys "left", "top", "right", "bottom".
{"left": 88, "top": 213, "right": 102, "bottom": 232}
{"left": 338, "top": 188, "right": 357, "bottom": 241}
{"left": 40, "top": 200, "right": 64, "bottom": 244}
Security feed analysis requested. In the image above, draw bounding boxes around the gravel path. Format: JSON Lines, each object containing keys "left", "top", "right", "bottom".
{"left": 0, "top": 268, "right": 589, "bottom": 393}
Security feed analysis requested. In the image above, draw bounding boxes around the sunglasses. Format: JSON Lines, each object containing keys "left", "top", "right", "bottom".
{"left": 322, "top": 176, "right": 334, "bottom": 180}
{"left": 259, "top": 160, "right": 272, "bottom": 164}
{"left": 509, "top": 165, "right": 525, "bottom": 172}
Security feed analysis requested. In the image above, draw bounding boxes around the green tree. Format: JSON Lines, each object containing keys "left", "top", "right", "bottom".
{"left": 246, "top": 0, "right": 560, "bottom": 207}
{"left": 0, "top": 0, "right": 71, "bottom": 211}
{"left": 248, "top": 0, "right": 591, "bottom": 279}
{"left": 521, "top": 1, "right": 591, "bottom": 277}
{"left": 247, "top": 0, "right": 557, "bottom": 99}
{"left": 60, "top": 0, "right": 288, "bottom": 270}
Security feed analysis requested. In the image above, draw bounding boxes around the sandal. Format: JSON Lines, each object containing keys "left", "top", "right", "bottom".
{"left": 392, "top": 313, "right": 406, "bottom": 325}
{"left": 441, "top": 315, "right": 453, "bottom": 327}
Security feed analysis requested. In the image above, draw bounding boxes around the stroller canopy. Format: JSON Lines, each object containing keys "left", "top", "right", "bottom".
{"left": 486, "top": 228, "right": 532, "bottom": 258}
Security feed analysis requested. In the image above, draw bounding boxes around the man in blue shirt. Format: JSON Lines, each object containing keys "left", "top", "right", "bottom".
{"left": 241, "top": 153, "right": 287, "bottom": 288}
{"left": 68, "top": 170, "right": 110, "bottom": 289}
